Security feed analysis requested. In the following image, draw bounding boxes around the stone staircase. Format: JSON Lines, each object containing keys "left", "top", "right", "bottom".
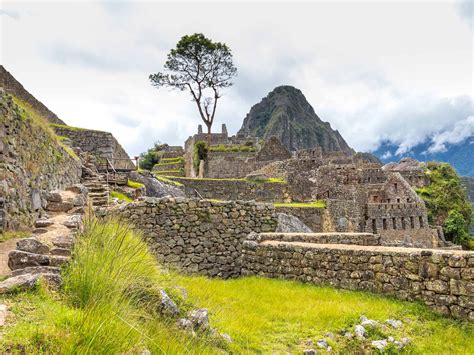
{"left": 81, "top": 160, "right": 109, "bottom": 207}
{"left": 0, "top": 185, "right": 87, "bottom": 293}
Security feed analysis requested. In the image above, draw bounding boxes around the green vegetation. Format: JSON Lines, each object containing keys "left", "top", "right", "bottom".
{"left": 154, "top": 170, "right": 183, "bottom": 174}
{"left": 126, "top": 180, "right": 145, "bottom": 189}
{"left": 50, "top": 123, "right": 103, "bottom": 132}
{"left": 193, "top": 141, "right": 208, "bottom": 174}
{"left": 153, "top": 174, "right": 184, "bottom": 187}
{"left": 138, "top": 143, "right": 163, "bottom": 170}
{"left": 1, "top": 219, "right": 472, "bottom": 353}
{"left": 209, "top": 144, "right": 257, "bottom": 153}
{"left": 0, "top": 218, "right": 221, "bottom": 353}
{"left": 0, "top": 230, "right": 31, "bottom": 243}
{"left": 110, "top": 191, "right": 132, "bottom": 202}
{"left": 177, "top": 276, "right": 474, "bottom": 353}
{"left": 160, "top": 157, "right": 184, "bottom": 164}
{"left": 273, "top": 200, "right": 326, "bottom": 208}
{"left": 416, "top": 162, "right": 472, "bottom": 246}
{"left": 170, "top": 176, "right": 287, "bottom": 184}
{"left": 11, "top": 96, "right": 78, "bottom": 161}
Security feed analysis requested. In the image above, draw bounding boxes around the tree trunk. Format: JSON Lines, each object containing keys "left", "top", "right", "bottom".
{"left": 206, "top": 123, "right": 212, "bottom": 147}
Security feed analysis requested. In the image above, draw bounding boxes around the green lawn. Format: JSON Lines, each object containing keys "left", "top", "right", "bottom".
{"left": 177, "top": 276, "right": 474, "bottom": 354}
{"left": 274, "top": 200, "right": 326, "bottom": 208}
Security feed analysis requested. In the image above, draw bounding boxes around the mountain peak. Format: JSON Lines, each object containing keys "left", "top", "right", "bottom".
{"left": 238, "top": 86, "right": 353, "bottom": 152}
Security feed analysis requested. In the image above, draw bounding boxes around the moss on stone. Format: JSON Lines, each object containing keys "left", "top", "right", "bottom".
{"left": 273, "top": 201, "right": 326, "bottom": 208}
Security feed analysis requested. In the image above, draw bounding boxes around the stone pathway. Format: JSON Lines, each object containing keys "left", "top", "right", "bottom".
{"left": 0, "top": 185, "right": 87, "bottom": 293}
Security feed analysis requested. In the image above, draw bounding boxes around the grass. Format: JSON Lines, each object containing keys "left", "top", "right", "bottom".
{"left": 127, "top": 180, "right": 145, "bottom": 189}
{"left": 169, "top": 176, "right": 287, "bottom": 184}
{"left": 160, "top": 157, "right": 184, "bottom": 163}
{"left": 50, "top": 123, "right": 104, "bottom": 133}
{"left": 109, "top": 191, "right": 132, "bottom": 202}
{"left": 0, "top": 217, "right": 223, "bottom": 354}
{"left": 209, "top": 144, "right": 256, "bottom": 153}
{"left": 154, "top": 175, "right": 184, "bottom": 187}
{"left": 11, "top": 96, "right": 79, "bottom": 161}
{"left": 177, "top": 276, "right": 474, "bottom": 354}
{"left": 274, "top": 200, "right": 326, "bottom": 208}
{"left": 0, "top": 230, "right": 31, "bottom": 243}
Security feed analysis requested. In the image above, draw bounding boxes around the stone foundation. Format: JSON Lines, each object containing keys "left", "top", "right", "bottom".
{"left": 242, "top": 233, "right": 474, "bottom": 320}
{"left": 274, "top": 206, "right": 324, "bottom": 232}
{"left": 112, "top": 197, "right": 278, "bottom": 278}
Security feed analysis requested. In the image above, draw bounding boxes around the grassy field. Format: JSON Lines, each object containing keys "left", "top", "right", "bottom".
{"left": 177, "top": 276, "right": 474, "bottom": 354}
{"left": 1, "top": 218, "right": 472, "bottom": 353}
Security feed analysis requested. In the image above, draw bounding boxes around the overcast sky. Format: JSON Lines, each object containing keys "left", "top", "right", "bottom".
{"left": 1, "top": 0, "right": 473, "bottom": 157}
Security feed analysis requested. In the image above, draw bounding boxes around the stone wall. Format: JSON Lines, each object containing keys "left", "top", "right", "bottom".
{"left": 53, "top": 125, "right": 134, "bottom": 170}
{"left": 112, "top": 197, "right": 278, "bottom": 278}
{"left": 274, "top": 206, "right": 324, "bottom": 232}
{"left": 169, "top": 177, "right": 290, "bottom": 202}
{"left": 204, "top": 151, "right": 260, "bottom": 178}
{"left": 0, "top": 65, "right": 64, "bottom": 125}
{"left": 0, "top": 93, "right": 81, "bottom": 230}
{"left": 242, "top": 233, "right": 474, "bottom": 320}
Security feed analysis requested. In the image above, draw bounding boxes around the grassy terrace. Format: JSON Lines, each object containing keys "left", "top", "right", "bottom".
{"left": 126, "top": 180, "right": 145, "bottom": 189}
{"left": 273, "top": 200, "right": 326, "bottom": 208}
{"left": 154, "top": 174, "right": 184, "bottom": 187}
{"left": 49, "top": 123, "right": 105, "bottom": 133}
{"left": 0, "top": 219, "right": 472, "bottom": 353}
{"left": 168, "top": 176, "right": 287, "bottom": 184}
{"left": 110, "top": 190, "right": 132, "bottom": 202}
{"left": 209, "top": 144, "right": 256, "bottom": 153}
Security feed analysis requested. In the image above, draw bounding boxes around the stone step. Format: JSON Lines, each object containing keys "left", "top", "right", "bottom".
{"left": 8, "top": 250, "right": 69, "bottom": 270}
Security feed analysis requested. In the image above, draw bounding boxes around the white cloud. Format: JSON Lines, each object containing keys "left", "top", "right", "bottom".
{"left": 428, "top": 116, "right": 474, "bottom": 153}
{"left": 1, "top": 0, "right": 472, "bottom": 157}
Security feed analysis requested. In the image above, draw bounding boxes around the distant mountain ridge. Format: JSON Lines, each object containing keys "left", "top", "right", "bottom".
{"left": 238, "top": 85, "right": 353, "bottom": 152}
{"left": 373, "top": 138, "right": 474, "bottom": 177}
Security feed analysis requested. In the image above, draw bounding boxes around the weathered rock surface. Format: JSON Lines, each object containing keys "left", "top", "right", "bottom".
{"left": 11, "top": 266, "right": 61, "bottom": 277}
{"left": 238, "top": 85, "right": 353, "bottom": 152}
{"left": 275, "top": 213, "right": 312, "bottom": 233}
{"left": 189, "top": 308, "right": 209, "bottom": 331}
{"left": 127, "top": 171, "right": 185, "bottom": 198}
{"left": 16, "top": 238, "right": 50, "bottom": 255}
{"left": 159, "top": 289, "right": 179, "bottom": 316}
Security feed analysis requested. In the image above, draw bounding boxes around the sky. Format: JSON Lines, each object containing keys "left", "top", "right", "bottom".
{"left": 1, "top": 0, "right": 473, "bottom": 157}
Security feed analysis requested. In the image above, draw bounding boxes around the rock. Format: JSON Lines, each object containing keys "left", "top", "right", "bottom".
{"left": 141, "top": 350, "right": 151, "bottom": 355}
{"left": 31, "top": 188, "right": 42, "bottom": 210}
{"left": 8, "top": 250, "right": 50, "bottom": 270}
{"left": 50, "top": 248, "right": 71, "bottom": 256}
{"left": 354, "top": 325, "right": 366, "bottom": 339}
{"left": 47, "top": 201, "right": 73, "bottom": 212}
{"left": 35, "top": 218, "right": 53, "bottom": 228}
{"left": 47, "top": 190, "right": 62, "bottom": 203}
{"left": 11, "top": 266, "right": 61, "bottom": 277}
{"left": 62, "top": 214, "right": 82, "bottom": 229}
{"left": 360, "top": 318, "right": 379, "bottom": 327}
{"left": 343, "top": 332, "right": 353, "bottom": 339}
{"left": 237, "top": 85, "right": 353, "bottom": 152}
{"left": 385, "top": 319, "right": 402, "bottom": 329}
{"left": 371, "top": 340, "right": 388, "bottom": 351}
{"left": 316, "top": 340, "right": 328, "bottom": 348}
{"left": 52, "top": 234, "right": 75, "bottom": 248}
{"left": 220, "top": 333, "right": 232, "bottom": 343}
{"left": 0, "top": 304, "right": 7, "bottom": 326}
{"left": 275, "top": 213, "right": 312, "bottom": 233}
{"left": 303, "top": 349, "right": 317, "bottom": 355}
{"left": 387, "top": 336, "right": 395, "bottom": 342}
{"left": 16, "top": 238, "right": 50, "bottom": 254}
{"left": 32, "top": 228, "right": 49, "bottom": 234}
{"left": 66, "top": 184, "right": 88, "bottom": 195}
{"left": 401, "top": 337, "right": 410, "bottom": 346}
{"left": 189, "top": 308, "right": 209, "bottom": 331}
{"left": 159, "top": 289, "right": 179, "bottom": 317}
{"left": 0, "top": 273, "right": 38, "bottom": 293}
{"left": 176, "top": 318, "right": 193, "bottom": 330}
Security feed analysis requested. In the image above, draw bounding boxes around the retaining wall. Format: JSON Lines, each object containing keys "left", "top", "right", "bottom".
{"left": 242, "top": 233, "right": 474, "bottom": 320}
{"left": 112, "top": 197, "right": 278, "bottom": 278}
{"left": 274, "top": 206, "right": 324, "bottom": 232}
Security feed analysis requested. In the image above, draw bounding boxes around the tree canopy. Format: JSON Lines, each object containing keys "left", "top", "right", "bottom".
{"left": 149, "top": 33, "right": 237, "bottom": 140}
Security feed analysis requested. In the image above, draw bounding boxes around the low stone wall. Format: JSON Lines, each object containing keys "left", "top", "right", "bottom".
{"left": 53, "top": 125, "right": 133, "bottom": 169}
{"left": 274, "top": 206, "right": 324, "bottom": 232}
{"left": 242, "top": 234, "right": 474, "bottom": 320}
{"left": 254, "top": 232, "right": 381, "bottom": 245}
{"left": 169, "top": 177, "right": 290, "bottom": 203}
{"left": 112, "top": 198, "right": 278, "bottom": 278}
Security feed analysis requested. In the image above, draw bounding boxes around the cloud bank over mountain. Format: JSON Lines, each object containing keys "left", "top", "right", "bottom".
{"left": 1, "top": 0, "right": 472, "bottom": 160}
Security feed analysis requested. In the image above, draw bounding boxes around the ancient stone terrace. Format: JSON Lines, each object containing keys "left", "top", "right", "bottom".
{"left": 242, "top": 232, "right": 474, "bottom": 320}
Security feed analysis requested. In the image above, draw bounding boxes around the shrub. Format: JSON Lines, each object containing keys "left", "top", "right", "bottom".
{"left": 444, "top": 210, "right": 470, "bottom": 245}
{"left": 193, "top": 141, "right": 208, "bottom": 174}
{"left": 138, "top": 142, "right": 164, "bottom": 170}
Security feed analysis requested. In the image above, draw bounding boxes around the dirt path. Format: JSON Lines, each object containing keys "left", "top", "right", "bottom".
{"left": 0, "top": 239, "right": 19, "bottom": 278}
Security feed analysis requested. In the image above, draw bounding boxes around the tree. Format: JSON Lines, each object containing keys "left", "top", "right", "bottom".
{"left": 149, "top": 33, "right": 237, "bottom": 145}
{"left": 138, "top": 142, "right": 164, "bottom": 170}
{"left": 444, "top": 209, "right": 470, "bottom": 246}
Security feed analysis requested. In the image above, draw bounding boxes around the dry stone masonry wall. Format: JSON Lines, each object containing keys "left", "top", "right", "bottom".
{"left": 242, "top": 233, "right": 474, "bottom": 320}
{"left": 171, "top": 178, "right": 291, "bottom": 203}
{"left": 53, "top": 125, "right": 134, "bottom": 170}
{"left": 112, "top": 197, "right": 278, "bottom": 278}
